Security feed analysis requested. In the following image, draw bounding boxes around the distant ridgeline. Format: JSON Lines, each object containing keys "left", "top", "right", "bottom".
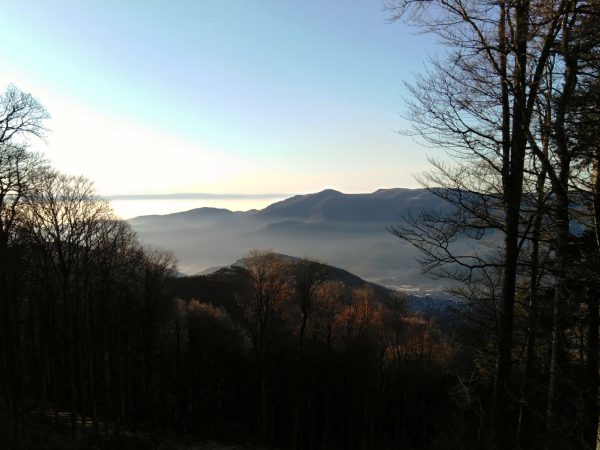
{"left": 129, "top": 188, "right": 464, "bottom": 290}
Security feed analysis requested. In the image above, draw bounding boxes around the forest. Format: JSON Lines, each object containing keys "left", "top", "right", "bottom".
{"left": 0, "top": 90, "right": 457, "bottom": 446}
{"left": 0, "top": 95, "right": 456, "bottom": 449}
{"left": 1, "top": 1, "right": 600, "bottom": 449}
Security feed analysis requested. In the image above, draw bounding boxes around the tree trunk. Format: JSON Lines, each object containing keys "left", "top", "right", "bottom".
{"left": 490, "top": 3, "right": 529, "bottom": 449}
{"left": 583, "top": 151, "right": 600, "bottom": 450}
{"left": 546, "top": 12, "right": 578, "bottom": 429}
{"left": 584, "top": 293, "right": 599, "bottom": 450}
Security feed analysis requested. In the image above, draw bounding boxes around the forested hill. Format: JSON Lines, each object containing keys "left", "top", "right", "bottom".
{"left": 168, "top": 254, "right": 463, "bottom": 333}
{"left": 168, "top": 253, "right": 399, "bottom": 310}
{"left": 155, "top": 251, "right": 461, "bottom": 448}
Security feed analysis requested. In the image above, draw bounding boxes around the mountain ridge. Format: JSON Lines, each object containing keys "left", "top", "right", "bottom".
{"left": 127, "top": 187, "right": 458, "bottom": 289}
{"left": 129, "top": 187, "right": 445, "bottom": 223}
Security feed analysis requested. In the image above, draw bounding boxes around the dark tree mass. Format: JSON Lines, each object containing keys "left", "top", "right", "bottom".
{"left": 1, "top": 1, "right": 600, "bottom": 448}
{"left": 388, "top": 0, "right": 600, "bottom": 449}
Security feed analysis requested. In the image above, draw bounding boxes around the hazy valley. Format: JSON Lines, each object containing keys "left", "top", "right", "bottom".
{"left": 129, "top": 187, "right": 459, "bottom": 291}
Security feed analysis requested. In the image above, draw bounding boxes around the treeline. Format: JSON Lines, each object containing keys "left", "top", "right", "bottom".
{"left": 388, "top": 1, "right": 600, "bottom": 449}
{"left": 0, "top": 85, "right": 177, "bottom": 436}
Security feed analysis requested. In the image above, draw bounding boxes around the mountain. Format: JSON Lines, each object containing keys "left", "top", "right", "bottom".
{"left": 129, "top": 207, "right": 244, "bottom": 232}
{"left": 257, "top": 188, "right": 446, "bottom": 223}
{"left": 128, "top": 188, "right": 460, "bottom": 290}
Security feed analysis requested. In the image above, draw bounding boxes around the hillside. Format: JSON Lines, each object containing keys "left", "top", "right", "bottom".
{"left": 166, "top": 254, "right": 464, "bottom": 344}
{"left": 167, "top": 253, "right": 400, "bottom": 311}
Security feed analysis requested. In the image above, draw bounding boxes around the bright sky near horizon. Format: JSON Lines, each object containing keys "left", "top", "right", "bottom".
{"left": 0, "top": 0, "right": 442, "bottom": 205}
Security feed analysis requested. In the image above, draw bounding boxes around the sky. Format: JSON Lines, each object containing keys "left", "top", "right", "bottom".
{"left": 0, "top": 1, "right": 442, "bottom": 214}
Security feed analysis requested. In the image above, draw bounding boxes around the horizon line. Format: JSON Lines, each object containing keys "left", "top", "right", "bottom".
{"left": 103, "top": 193, "right": 290, "bottom": 201}
{"left": 102, "top": 187, "right": 417, "bottom": 201}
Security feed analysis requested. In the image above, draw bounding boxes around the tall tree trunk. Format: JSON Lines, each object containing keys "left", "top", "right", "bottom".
{"left": 546, "top": 10, "right": 578, "bottom": 430}
{"left": 491, "top": 3, "right": 529, "bottom": 449}
{"left": 545, "top": 197, "right": 569, "bottom": 429}
{"left": 584, "top": 293, "right": 599, "bottom": 450}
{"left": 0, "top": 243, "right": 24, "bottom": 435}
{"left": 518, "top": 160, "right": 547, "bottom": 449}
{"left": 583, "top": 151, "right": 600, "bottom": 450}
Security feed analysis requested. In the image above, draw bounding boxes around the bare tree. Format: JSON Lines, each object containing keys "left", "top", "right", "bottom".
{"left": 0, "top": 84, "right": 49, "bottom": 145}
{"left": 386, "top": 2, "right": 575, "bottom": 448}
{"left": 22, "top": 170, "right": 116, "bottom": 430}
{"left": 312, "top": 280, "right": 345, "bottom": 351}
{"left": 241, "top": 250, "right": 293, "bottom": 437}
{"left": 0, "top": 85, "right": 49, "bottom": 433}
{"left": 293, "top": 257, "right": 329, "bottom": 348}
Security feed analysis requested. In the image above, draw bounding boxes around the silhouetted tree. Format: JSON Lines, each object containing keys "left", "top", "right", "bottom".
{"left": 241, "top": 250, "right": 293, "bottom": 438}
{"left": 387, "top": 2, "right": 599, "bottom": 448}
{"left": 0, "top": 84, "right": 49, "bottom": 434}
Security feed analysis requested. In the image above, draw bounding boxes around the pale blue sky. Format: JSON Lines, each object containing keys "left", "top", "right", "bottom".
{"left": 0, "top": 0, "right": 441, "bottom": 201}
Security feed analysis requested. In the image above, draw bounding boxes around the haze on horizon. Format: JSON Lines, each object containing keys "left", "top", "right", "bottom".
{"left": 108, "top": 192, "right": 290, "bottom": 218}
{"left": 106, "top": 188, "right": 415, "bottom": 219}
{"left": 0, "top": 0, "right": 443, "bottom": 206}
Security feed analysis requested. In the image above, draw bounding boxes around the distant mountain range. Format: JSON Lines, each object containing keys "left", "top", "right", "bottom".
{"left": 128, "top": 188, "right": 461, "bottom": 290}
{"left": 257, "top": 188, "right": 444, "bottom": 222}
